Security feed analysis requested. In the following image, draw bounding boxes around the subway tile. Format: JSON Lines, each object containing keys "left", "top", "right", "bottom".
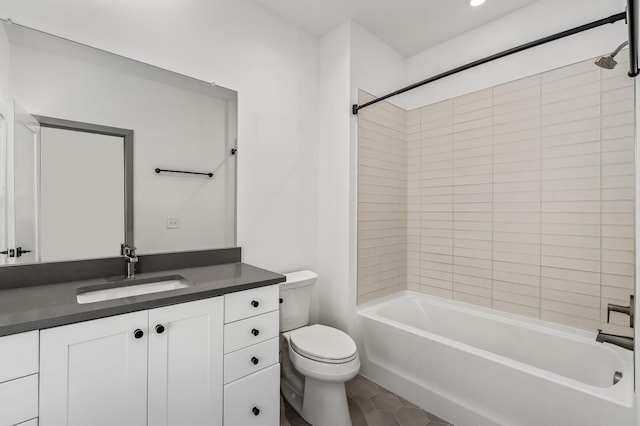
{"left": 541, "top": 276, "right": 599, "bottom": 296}
{"left": 493, "top": 273, "right": 540, "bottom": 290}
{"left": 541, "top": 105, "right": 599, "bottom": 127}
{"left": 493, "top": 250, "right": 540, "bottom": 266}
{"left": 541, "top": 60, "right": 596, "bottom": 83}
{"left": 541, "top": 129, "right": 600, "bottom": 148}
{"left": 493, "top": 84, "right": 540, "bottom": 105}
{"left": 493, "top": 230, "right": 540, "bottom": 244}
{"left": 541, "top": 288, "right": 599, "bottom": 308}
{"left": 541, "top": 93, "right": 599, "bottom": 115}
{"left": 493, "top": 300, "right": 540, "bottom": 318}
{"left": 493, "top": 289, "right": 540, "bottom": 308}
{"left": 600, "top": 137, "right": 635, "bottom": 153}
{"left": 540, "top": 298, "right": 600, "bottom": 320}
{"left": 419, "top": 285, "right": 453, "bottom": 299}
{"left": 494, "top": 260, "right": 540, "bottom": 276}
{"left": 494, "top": 74, "right": 540, "bottom": 96}
{"left": 541, "top": 310, "right": 600, "bottom": 331}
{"left": 601, "top": 259, "right": 634, "bottom": 277}
{"left": 540, "top": 255, "right": 600, "bottom": 273}
{"left": 453, "top": 291, "right": 492, "bottom": 307}
{"left": 601, "top": 273, "right": 634, "bottom": 289}
{"left": 493, "top": 241, "right": 540, "bottom": 255}
{"left": 493, "top": 127, "right": 540, "bottom": 145}
{"left": 359, "top": 64, "right": 635, "bottom": 335}
{"left": 602, "top": 86, "right": 634, "bottom": 103}
{"left": 493, "top": 106, "right": 540, "bottom": 126}
{"left": 420, "top": 275, "right": 453, "bottom": 289}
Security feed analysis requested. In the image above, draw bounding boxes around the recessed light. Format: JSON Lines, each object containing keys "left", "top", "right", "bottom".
{"left": 469, "top": 0, "right": 486, "bottom": 6}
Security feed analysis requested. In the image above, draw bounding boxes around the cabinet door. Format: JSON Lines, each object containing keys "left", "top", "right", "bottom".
{"left": 39, "top": 311, "right": 148, "bottom": 426}
{"left": 148, "top": 297, "right": 224, "bottom": 426}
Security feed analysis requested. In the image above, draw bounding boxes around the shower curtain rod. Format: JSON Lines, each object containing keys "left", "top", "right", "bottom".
{"left": 352, "top": 9, "right": 636, "bottom": 115}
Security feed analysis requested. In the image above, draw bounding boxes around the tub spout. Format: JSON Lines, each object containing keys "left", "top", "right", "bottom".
{"left": 596, "top": 329, "right": 634, "bottom": 351}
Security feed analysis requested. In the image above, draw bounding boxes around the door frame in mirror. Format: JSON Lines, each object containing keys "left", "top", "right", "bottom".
{"left": 33, "top": 115, "right": 134, "bottom": 249}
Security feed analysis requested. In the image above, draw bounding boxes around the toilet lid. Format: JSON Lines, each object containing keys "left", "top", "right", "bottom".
{"left": 290, "top": 324, "right": 357, "bottom": 363}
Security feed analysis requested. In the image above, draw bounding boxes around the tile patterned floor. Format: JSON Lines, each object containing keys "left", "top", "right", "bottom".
{"left": 281, "top": 375, "right": 453, "bottom": 426}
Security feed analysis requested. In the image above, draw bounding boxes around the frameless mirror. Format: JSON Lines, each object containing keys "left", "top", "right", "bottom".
{"left": 0, "top": 21, "right": 237, "bottom": 265}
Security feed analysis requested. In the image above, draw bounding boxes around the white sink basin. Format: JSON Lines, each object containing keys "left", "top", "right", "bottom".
{"left": 77, "top": 277, "right": 192, "bottom": 304}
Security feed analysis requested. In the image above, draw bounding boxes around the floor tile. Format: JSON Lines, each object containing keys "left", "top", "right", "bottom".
{"left": 280, "top": 375, "right": 454, "bottom": 426}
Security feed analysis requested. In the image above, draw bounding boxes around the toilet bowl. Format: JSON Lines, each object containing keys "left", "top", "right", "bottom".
{"left": 279, "top": 271, "right": 360, "bottom": 426}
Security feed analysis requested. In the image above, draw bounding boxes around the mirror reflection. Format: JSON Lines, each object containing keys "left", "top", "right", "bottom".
{"left": 0, "top": 21, "right": 237, "bottom": 265}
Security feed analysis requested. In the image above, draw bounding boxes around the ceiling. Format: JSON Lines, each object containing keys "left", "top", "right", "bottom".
{"left": 249, "top": 0, "right": 541, "bottom": 57}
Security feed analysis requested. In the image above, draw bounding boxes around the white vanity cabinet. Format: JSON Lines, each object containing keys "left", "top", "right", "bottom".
{"left": 223, "top": 285, "right": 280, "bottom": 426}
{"left": 36, "top": 284, "right": 281, "bottom": 426}
{"left": 0, "top": 331, "right": 39, "bottom": 426}
{"left": 39, "top": 297, "right": 224, "bottom": 426}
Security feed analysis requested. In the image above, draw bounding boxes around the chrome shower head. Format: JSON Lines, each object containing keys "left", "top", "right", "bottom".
{"left": 595, "top": 41, "right": 629, "bottom": 69}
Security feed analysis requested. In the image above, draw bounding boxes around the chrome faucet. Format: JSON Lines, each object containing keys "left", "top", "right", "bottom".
{"left": 595, "top": 295, "right": 634, "bottom": 351}
{"left": 121, "top": 244, "right": 138, "bottom": 279}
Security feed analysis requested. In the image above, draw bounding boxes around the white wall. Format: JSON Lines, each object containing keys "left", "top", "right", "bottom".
{"left": 315, "top": 20, "right": 407, "bottom": 331}
{"left": 0, "top": 25, "right": 9, "bottom": 256}
{"left": 399, "top": 0, "right": 629, "bottom": 109}
{"left": 0, "top": 25, "right": 9, "bottom": 100}
{"left": 315, "top": 21, "right": 352, "bottom": 329}
{"left": 0, "top": 0, "right": 319, "bottom": 273}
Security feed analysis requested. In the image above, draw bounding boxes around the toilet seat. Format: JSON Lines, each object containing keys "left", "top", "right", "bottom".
{"left": 289, "top": 324, "right": 357, "bottom": 364}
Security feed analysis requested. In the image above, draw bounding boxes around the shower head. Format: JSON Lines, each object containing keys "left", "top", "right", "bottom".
{"left": 595, "top": 41, "right": 629, "bottom": 69}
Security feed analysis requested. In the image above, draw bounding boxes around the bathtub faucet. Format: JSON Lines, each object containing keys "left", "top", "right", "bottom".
{"left": 596, "top": 330, "right": 634, "bottom": 351}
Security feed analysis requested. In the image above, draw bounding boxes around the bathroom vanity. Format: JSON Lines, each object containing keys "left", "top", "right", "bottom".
{"left": 0, "top": 262, "right": 284, "bottom": 426}
{"left": 0, "top": 18, "right": 274, "bottom": 426}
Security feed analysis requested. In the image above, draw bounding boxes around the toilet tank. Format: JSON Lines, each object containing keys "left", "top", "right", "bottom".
{"left": 279, "top": 270, "right": 318, "bottom": 332}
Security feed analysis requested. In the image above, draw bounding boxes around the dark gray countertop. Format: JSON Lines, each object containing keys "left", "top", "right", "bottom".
{"left": 0, "top": 262, "right": 285, "bottom": 337}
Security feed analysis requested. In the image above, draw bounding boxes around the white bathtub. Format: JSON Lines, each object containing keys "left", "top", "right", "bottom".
{"left": 357, "top": 291, "right": 635, "bottom": 426}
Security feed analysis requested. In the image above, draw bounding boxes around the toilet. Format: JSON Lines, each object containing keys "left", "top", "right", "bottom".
{"left": 279, "top": 270, "right": 360, "bottom": 426}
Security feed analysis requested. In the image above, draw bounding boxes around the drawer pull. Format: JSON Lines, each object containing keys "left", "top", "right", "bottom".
{"left": 155, "top": 324, "right": 165, "bottom": 334}
{"left": 252, "top": 407, "right": 260, "bottom": 416}
{"left": 251, "top": 356, "right": 260, "bottom": 365}
{"left": 251, "top": 328, "right": 260, "bottom": 336}
{"left": 251, "top": 300, "right": 260, "bottom": 308}
{"left": 134, "top": 329, "right": 144, "bottom": 339}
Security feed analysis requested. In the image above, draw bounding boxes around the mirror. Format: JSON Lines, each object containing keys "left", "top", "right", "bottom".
{"left": 0, "top": 21, "right": 237, "bottom": 265}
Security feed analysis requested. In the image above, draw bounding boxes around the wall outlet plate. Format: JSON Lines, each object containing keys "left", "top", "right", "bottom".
{"left": 167, "top": 218, "right": 180, "bottom": 229}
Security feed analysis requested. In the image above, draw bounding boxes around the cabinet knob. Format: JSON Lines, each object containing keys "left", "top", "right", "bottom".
{"left": 251, "top": 300, "right": 259, "bottom": 308}
{"left": 251, "top": 356, "right": 260, "bottom": 365}
{"left": 155, "top": 324, "right": 165, "bottom": 334}
{"left": 252, "top": 407, "right": 260, "bottom": 416}
{"left": 251, "top": 328, "right": 260, "bottom": 336}
{"left": 134, "top": 329, "right": 144, "bottom": 339}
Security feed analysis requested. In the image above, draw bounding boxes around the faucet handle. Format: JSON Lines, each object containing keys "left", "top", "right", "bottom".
{"left": 121, "top": 243, "right": 137, "bottom": 256}
{"left": 606, "top": 294, "right": 634, "bottom": 328}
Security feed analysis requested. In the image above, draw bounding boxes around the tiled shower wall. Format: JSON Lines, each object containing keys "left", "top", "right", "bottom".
{"left": 358, "top": 56, "right": 635, "bottom": 334}
{"left": 357, "top": 93, "right": 408, "bottom": 304}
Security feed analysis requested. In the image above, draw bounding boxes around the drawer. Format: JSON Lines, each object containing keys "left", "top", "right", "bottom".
{"left": 225, "top": 285, "right": 279, "bottom": 323}
{"left": 0, "top": 374, "right": 38, "bottom": 426}
{"left": 224, "top": 337, "right": 279, "bottom": 384}
{"left": 224, "top": 363, "right": 280, "bottom": 426}
{"left": 0, "top": 331, "right": 38, "bottom": 384}
{"left": 224, "top": 310, "right": 279, "bottom": 353}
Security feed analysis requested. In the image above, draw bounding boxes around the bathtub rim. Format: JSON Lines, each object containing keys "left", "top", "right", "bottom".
{"left": 356, "top": 290, "right": 634, "bottom": 408}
